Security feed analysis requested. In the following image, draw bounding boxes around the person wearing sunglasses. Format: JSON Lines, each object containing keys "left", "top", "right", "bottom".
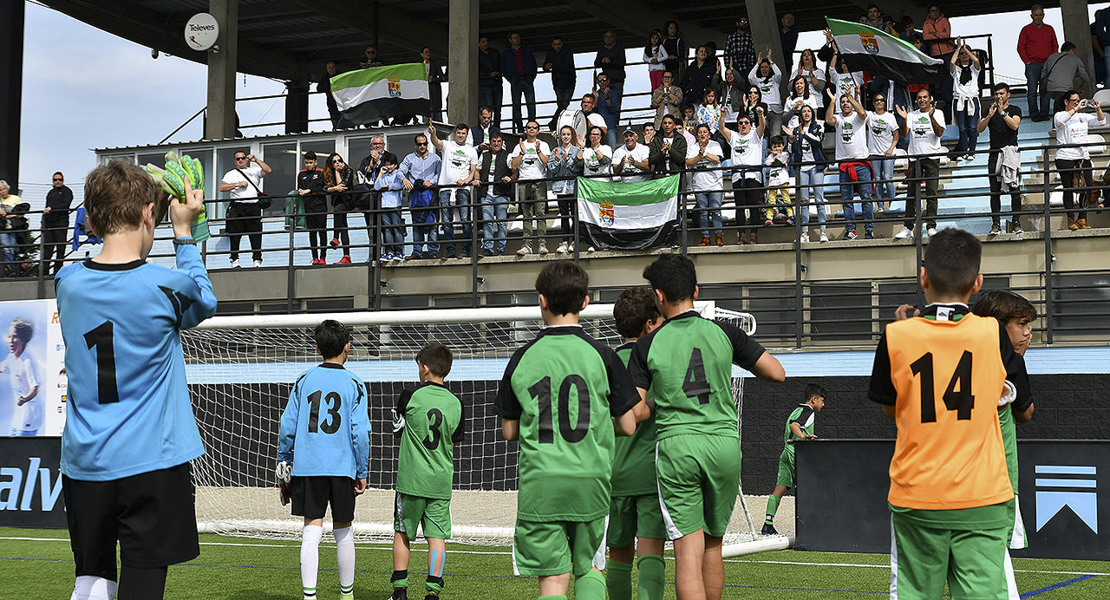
{"left": 43, "top": 171, "right": 74, "bottom": 276}
{"left": 219, "top": 151, "right": 272, "bottom": 268}
{"left": 724, "top": 15, "right": 756, "bottom": 77}
{"left": 510, "top": 121, "right": 551, "bottom": 255}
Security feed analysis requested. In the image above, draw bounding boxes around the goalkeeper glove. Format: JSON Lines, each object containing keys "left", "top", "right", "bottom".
{"left": 392, "top": 409, "right": 406, "bottom": 434}
{"left": 998, "top": 380, "right": 1018, "bottom": 407}
{"left": 276, "top": 460, "right": 293, "bottom": 507}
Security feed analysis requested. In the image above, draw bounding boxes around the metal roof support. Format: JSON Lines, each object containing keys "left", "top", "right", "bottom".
{"left": 0, "top": 0, "right": 24, "bottom": 190}
{"left": 205, "top": 0, "right": 238, "bottom": 141}
{"left": 447, "top": 0, "right": 480, "bottom": 125}
{"left": 1060, "top": 0, "right": 1097, "bottom": 97}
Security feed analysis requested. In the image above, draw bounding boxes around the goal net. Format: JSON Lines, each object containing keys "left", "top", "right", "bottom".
{"left": 184, "top": 302, "right": 768, "bottom": 552}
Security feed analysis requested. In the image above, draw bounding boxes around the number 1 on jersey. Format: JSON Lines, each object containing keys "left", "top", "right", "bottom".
{"left": 83, "top": 321, "right": 119, "bottom": 404}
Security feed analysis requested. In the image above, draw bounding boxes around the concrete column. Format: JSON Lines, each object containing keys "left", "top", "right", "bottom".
{"left": 446, "top": 0, "right": 479, "bottom": 125}
{"left": 205, "top": 0, "right": 238, "bottom": 140}
{"left": 1060, "top": 0, "right": 1096, "bottom": 95}
{"left": 0, "top": 1, "right": 24, "bottom": 189}
{"left": 747, "top": 0, "right": 786, "bottom": 76}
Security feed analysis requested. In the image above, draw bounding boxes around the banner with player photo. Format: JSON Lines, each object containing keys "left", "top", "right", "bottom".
{"left": 0, "top": 299, "right": 66, "bottom": 437}
{"left": 576, "top": 174, "right": 679, "bottom": 250}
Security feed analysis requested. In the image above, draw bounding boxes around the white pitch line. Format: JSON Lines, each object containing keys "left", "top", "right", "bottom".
{"left": 726, "top": 558, "right": 1110, "bottom": 577}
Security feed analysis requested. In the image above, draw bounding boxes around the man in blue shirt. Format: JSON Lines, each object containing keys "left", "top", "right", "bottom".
{"left": 400, "top": 133, "right": 443, "bottom": 259}
{"left": 56, "top": 160, "right": 217, "bottom": 600}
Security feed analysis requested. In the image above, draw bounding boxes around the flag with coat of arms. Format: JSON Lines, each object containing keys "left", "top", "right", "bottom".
{"left": 330, "top": 63, "right": 430, "bottom": 126}
{"left": 576, "top": 174, "right": 679, "bottom": 250}
{"left": 825, "top": 18, "right": 943, "bottom": 85}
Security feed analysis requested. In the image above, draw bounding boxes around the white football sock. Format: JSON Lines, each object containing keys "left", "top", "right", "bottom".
{"left": 71, "top": 575, "right": 117, "bottom": 600}
{"left": 334, "top": 526, "right": 356, "bottom": 593}
{"left": 301, "top": 524, "right": 323, "bottom": 598}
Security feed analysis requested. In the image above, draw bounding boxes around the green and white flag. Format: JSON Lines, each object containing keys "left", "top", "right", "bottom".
{"left": 826, "top": 18, "right": 942, "bottom": 85}
{"left": 576, "top": 175, "right": 679, "bottom": 250}
{"left": 330, "top": 63, "right": 429, "bottom": 126}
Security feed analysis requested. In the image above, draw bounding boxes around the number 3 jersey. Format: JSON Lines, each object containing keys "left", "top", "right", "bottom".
{"left": 627, "top": 310, "right": 766, "bottom": 440}
{"left": 395, "top": 381, "right": 465, "bottom": 499}
{"left": 55, "top": 245, "right": 218, "bottom": 481}
{"left": 279, "top": 363, "right": 370, "bottom": 480}
{"left": 868, "top": 304, "right": 1030, "bottom": 510}
{"left": 495, "top": 325, "right": 639, "bottom": 522}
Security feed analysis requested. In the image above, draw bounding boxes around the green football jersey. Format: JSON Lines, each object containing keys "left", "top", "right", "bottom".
{"left": 999, "top": 379, "right": 1034, "bottom": 495}
{"left": 783, "top": 404, "right": 815, "bottom": 457}
{"left": 611, "top": 342, "right": 658, "bottom": 497}
{"left": 627, "top": 310, "right": 766, "bottom": 439}
{"left": 495, "top": 325, "right": 639, "bottom": 522}
{"left": 395, "top": 382, "right": 465, "bottom": 500}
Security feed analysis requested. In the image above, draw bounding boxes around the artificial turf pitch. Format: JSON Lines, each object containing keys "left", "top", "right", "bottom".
{"left": 2, "top": 527, "right": 1107, "bottom": 599}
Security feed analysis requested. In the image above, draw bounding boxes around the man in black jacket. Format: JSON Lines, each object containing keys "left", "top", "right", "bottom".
{"left": 544, "top": 37, "right": 577, "bottom": 130}
{"left": 43, "top": 172, "right": 74, "bottom": 276}
{"left": 473, "top": 133, "right": 513, "bottom": 256}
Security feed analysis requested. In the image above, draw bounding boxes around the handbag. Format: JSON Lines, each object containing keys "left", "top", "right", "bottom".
{"left": 235, "top": 168, "right": 272, "bottom": 209}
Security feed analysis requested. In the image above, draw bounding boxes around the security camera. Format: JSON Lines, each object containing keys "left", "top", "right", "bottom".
{"left": 152, "top": 48, "right": 159, "bottom": 59}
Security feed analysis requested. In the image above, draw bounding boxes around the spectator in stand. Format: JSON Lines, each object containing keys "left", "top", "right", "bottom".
{"left": 373, "top": 152, "right": 405, "bottom": 261}
{"left": 478, "top": 35, "right": 503, "bottom": 129}
{"left": 422, "top": 46, "right": 447, "bottom": 123}
{"left": 825, "top": 86, "right": 875, "bottom": 240}
{"left": 717, "top": 68, "right": 747, "bottom": 126}
{"left": 865, "top": 5, "right": 883, "bottom": 30}
{"left": 582, "top": 125, "right": 614, "bottom": 184}
{"left": 318, "top": 61, "right": 342, "bottom": 129}
{"left": 400, "top": 133, "right": 441, "bottom": 260}
{"left": 866, "top": 92, "right": 900, "bottom": 211}
{"left": 473, "top": 133, "right": 513, "bottom": 256}
{"left": 882, "top": 15, "right": 898, "bottom": 36}
{"left": 322, "top": 153, "right": 355, "bottom": 264}
{"left": 827, "top": 47, "right": 863, "bottom": 107}
{"left": 742, "top": 87, "right": 770, "bottom": 134}
{"left": 923, "top": 5, "right": 955, "bottom": 118}
{"left": 1053, "top": 91, "right": 1105, "bottom": 230}
{"left": 218, "top": 151, "right": 271, "bottom": 268}
{"left": 950, "top": 38, "right": 982, "bottom": 162}
{"left": 613, "top": 127, "right": 652, "bottom": 183}
{"left": 901, "top": 16, "right": 920, "bottom": 42}
{"left": 793, "top": 49, "right": 826, "bottom": 102}
{"left": 1095, "top": 8, "right": 1110, "bottom": 86}
{"left": 785, "top": 105, "right": 829, "bottom": 243}
{"left": 1093, "top": 11, "right": 1106, "bottom": 84}
{"left": 976, "top": 83, "right": 1024, "bottom": 236}
{"left": 725, "top": 15, "right": 757, "bottom": 75}
{"left": 763, "top": 136, "right": 794, "bottom": 227}
{"left": 0, "top": 180, "right": 28, "bottom": 276}
{"left": 296, "top": 152, "right": 328, "bottom": 265}
{"left": 1042, "top": 42, "right": 1092, "bottom": 111}
{"left": 595, "top": 74, "right": 622, "bottom": 148}
{"left": 43, "top": 171, "right": 73, "bottom": 276}
{"left": 579, "top": 93, "right": 609, "bottom": 140}
{"left": 649, "top": 114, "right": 689, "bottom": 180}
{"left": 895, "top": 88, "right": 946, "bottom": 239}
{"left": 651, "top": 71, "right": 684, "bottom": 128}
{"left": 686, "top": 123, "right": 726, "bottom": 246}
{"left": 355, "top": 136, "right": 387, "bottom": 257}
{"left": 1018, "top": 5, "right": 1057, "bottom": 122}
{"left": 596, "top": 30, "right": 627, "bottom": 98}
{"left": 695, "top": 89, "right": 723, "bottom": 138}
{"left": 784, "top": 75, "right": 818, "bottom": 130}
{"left": 467, "top": 106, "right": 500, "bottom": 153}
{"left": 750, "top": 50, "right": 784, "bottom": 138}
{"left": 683, "top": 47, "right": 719, "bottom": 113}
{"left": 428, "top": 122, "right": 479, "bottom": 259}
{"left": 509, "top": 121, "right": 551, "bottom": 256}
{"left": 502, "top": 32, "right": 538, "bottom": 133}
{"left": 359, "top": 44, "right": 383, "bottom": 69}
{"left": 547, "top": 126, "right": 583, "bottom": 254}
{"left": 642, "top": 122, "right": 657, "bottom": 146}
{"left": 544, "top": 37, "right": 577, "bottom": 131}
{"left": 662, "top": 20, "right": 688, "bottom": 84}
{"left": 780, "top": 13, "right": 799, "bottom": 72}
{"left": 645, "top": 30, "right": 670, "bottom": 91}
{"left": 719, "top": 107, "right": 767, "bottom": 244}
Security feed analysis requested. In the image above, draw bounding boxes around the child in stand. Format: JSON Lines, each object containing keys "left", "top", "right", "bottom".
{"left": 764, "top": 135, "right": 794, "bottom": 226}
{"left": 376, "top": 152, "right": 406, "bottom": 261}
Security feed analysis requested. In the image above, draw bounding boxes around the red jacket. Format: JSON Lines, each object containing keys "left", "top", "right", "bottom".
{"left": 1017, "top": 23, "right": 1058, "bottom": 64}
{"left": 923, "top": 16, "right": 954, "bottom": 56}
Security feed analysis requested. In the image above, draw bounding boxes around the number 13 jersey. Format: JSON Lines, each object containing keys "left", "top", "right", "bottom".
{"left": 869, "top": 305, "right": 1030, "bottom": 510}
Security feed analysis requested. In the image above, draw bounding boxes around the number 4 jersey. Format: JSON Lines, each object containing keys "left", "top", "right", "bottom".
{"left": 868, "top": 304, "right": 1031, "bottom": 510}
{"left": 56, "top": 245, "right": 218, "bottom": 481}
{"left": 279, "top": 363, "right": 371, "bottom": 480}
{"left": 395, "top": 381, "right": 465, "bottom": 499}
{"left": 495, "top": 325, "right": 639, "bottom": 522}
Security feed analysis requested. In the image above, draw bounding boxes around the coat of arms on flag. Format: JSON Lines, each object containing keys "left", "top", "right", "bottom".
{"left": 860, "top": 31, "right": 879, "bottom": 54}
{"left": 599, "top": 200, "right": 615, "bottom": 226}
{"left": 387, "top": 75, "right": 402, "bottom": 98}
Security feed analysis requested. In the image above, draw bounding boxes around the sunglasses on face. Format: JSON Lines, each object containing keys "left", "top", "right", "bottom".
{"left": 333, "top": 159, "right": 344, "bottom": 164}
{"left": 526, "top": 125, "right": 538, "bottom": 130}
{"left": 235, "top": 156, "right": 248, "bottom": 160}
{"left": 53, "top": 178, "right": 63, "bottom": 182}
{"left": 416, "top": 142, "right": 428, "bottom": 146}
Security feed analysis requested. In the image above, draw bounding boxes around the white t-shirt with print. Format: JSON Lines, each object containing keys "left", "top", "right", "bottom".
{"left": 510, "top": 140, "right": 552, "bottom": 180}
{"left": 906, "top": 109, "right": 946, "bottom": 156}
{"left": 438, "top": 140, "right": 479, "bottom": 185}
{"left": 867, "top": 111, "right": 898, "bottom": 156}
{"left": 835, "top": 113, "right": 869, "bottom": 160}
{"left": 730, "top": 130, "right": 764, "bottom": 182}
{"left": 613, "top": 144, "right": 651, "bottom": 182}
{"left": 686, "top": 140, "right": 724, "bottom": 191}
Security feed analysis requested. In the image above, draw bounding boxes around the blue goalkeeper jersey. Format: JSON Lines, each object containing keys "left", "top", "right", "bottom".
{"left": 278, "top": 363, "right": 371, "bottom": 479}
{"left": 56, "top": 244, "right": 218, "bottom": 481}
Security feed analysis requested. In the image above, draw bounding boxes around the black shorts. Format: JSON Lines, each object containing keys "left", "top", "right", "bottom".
{"left": 63, "top": 462, "right": 200, "bottom": 579}
{"left": 291, "top": 476, "right": 357, "bottom": 522}
{"left": 226, "top": 202, "right": 262, "bottom": 235}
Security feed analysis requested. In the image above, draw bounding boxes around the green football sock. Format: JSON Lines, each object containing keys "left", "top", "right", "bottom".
{"left": 605, "top": 559, "right": 633, "bottom": 600}
{"left": 390, "top": 569, "right": 408, "bottom": 590}
{"left": 636, "top": 554, "right": 666, "bottom": 600}
{"left": 574, "top": 569, "right": 607, "bottom": 600}
{"left": 766, "top": 495, "right": 782, "bottom": 521}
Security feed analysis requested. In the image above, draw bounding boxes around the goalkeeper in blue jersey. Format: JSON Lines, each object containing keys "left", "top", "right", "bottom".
{"left": 55, "top": 160, "right": 217, "bottom": 600}
{"left": 278, "top": 319, "right": 371, "bottom": 600}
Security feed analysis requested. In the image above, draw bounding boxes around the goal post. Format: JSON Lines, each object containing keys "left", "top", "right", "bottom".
{"left": 184, "top": 302, "right": 774, "bottom": 554}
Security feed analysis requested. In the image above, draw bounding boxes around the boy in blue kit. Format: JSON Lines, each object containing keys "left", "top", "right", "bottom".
{"left": 389, "top": 344, "right": 465, "bottom": 600}
{"left": 278, "top": 319, "right": 371, "bottom": 600}
{"left": 55, "top": 160, "right": 217, "bottom": 600}
{"left": 376, "top": 152, "right": 406, "bottom": 260}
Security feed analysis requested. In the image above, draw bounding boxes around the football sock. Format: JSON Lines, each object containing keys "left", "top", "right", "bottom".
{"left": 334, "top": 526, "right": 356, "bottom": 594}
{"left": 71, "top": 575, "right": 118, "bottom": 600}
{"left": 117, "top": 565, "right": 167, "bottom": 600}
{"left": 392, "top": 569, "right": 409, "bottom": 590}
{"left": 605, "top": 559, "right": 633, "bottom": 600}
{"left": 426, "top": 575, "right": 445, "bottom": 595}
{"left": 766, "top": 495, "right": 782, "bottom": 522}
{"left": 636, "top": 554, "right": 666, "bottom": 600}
{"left": 301, "top": 524, "right": 323, "bottom": 598}
{"left": 574, "top": 569, "right": 607, "bottom": 600}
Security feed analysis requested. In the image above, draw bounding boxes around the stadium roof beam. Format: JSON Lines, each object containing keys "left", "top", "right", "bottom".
{"left": 292, "top": 0, "right": 450, "bottom": 58}
{"left": 560, "top": 0, "right": 721, "bottom": 41}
